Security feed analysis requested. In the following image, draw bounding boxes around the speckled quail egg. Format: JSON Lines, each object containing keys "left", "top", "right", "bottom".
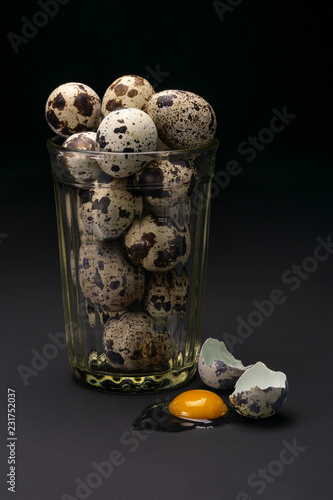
{"left": 101, "top": 75, "right": 155, "bottom": 116}
{"left": 78, "top": 176, "right": 136, "bottom": 240}
{"left": 78, "top": 240, "right": 145, "bottom": 312}
{"left": 58, "top": 131, "right": 102, "bottom": 184}
{"left": 147, "top": 89, "right": 217, "bottom": 149}
{"left": 96, "top": 108, "right": 158, "bottom": 177}
{"left": 103, "top": 312, "right": 173, "bottom": 371}
{"left": 145, "top": 268, "right": 189, "bottom": 321}
{"left": 45, "top": 82, "right": 102, "bottom": 137}
{"left": 125, "top": 214, "right": 190, "bottom": 271}
{"left": 136, "top": 159, "right": 198, "bottom": 208}
{"left": 198, "top": 338, "right": 252, "bottom": 390}
{"left": 229, "top": 362, "right": 288, "bottom": 419}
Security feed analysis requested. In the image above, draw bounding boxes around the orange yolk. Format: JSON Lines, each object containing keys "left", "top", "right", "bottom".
{"left": 168, "top": 389, "right": 228, "bottom": 420}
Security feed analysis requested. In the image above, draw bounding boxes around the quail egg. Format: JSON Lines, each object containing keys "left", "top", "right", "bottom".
{"left": 136, "top": 159, "right": 198, "bottom": 208}
{"left": 229, "top": 362, "right": 288, "bottom": 419}
{"left": 103, "top": 312, "right": 173, "bottom": 371}
{"left": 147, "top": 89, "right": 217, "bottom": 149}
{"left": 45, "top": 82, "right": 102, "bottom": 137}
{"left": 78, "top": 240, "right": 145, "bottom": 312}
{"left": 101, "top": 75, "right": 155, "bottom": 116}
{"left": 96, "top": 107, "right": 158, "bottom": 177}
{"left": 124, "top": 214, "right": 190, "bottom": 271}
{"left": 78, "top": 176, "right": 136, "bottom": 240}
{"left": 198, "top": 338, "right": 252, "bottom": 390}
{"left": 145, "top": 268, "right": 189, "bottom": 321}
{"left": 58, "top": 131, "right": 102, "bottom": 184}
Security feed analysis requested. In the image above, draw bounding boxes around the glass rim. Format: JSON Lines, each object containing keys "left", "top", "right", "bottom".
{"left": 46, "top": 135, "right": 219, "bottom": 158}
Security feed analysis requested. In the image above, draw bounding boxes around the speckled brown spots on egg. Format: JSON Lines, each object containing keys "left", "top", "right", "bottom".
{"left": 53, "top": 93, "right": 66, "bottom": 110}
{"left": 74, "top": 92, "right": 95, "bottom": 116}
{"left": 156, "top": 94, "right": 177, "bottom": 109}
{"left": 126, "top": 231, "right": 157, "bottom": 266}
{"left": 114, "top": 84, "right": 128, "bottom": 97}
{"left": 127, "top": 89, "right": 138, "bottom": 98}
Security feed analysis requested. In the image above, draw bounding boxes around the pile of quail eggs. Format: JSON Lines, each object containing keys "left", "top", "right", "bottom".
{"left": 45, "top": 75, "right": 217, "bottom": 373}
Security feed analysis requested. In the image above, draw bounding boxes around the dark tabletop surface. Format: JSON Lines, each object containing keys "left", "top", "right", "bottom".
{"left": 1, "top": 1, "right": 332, "bottom": 499}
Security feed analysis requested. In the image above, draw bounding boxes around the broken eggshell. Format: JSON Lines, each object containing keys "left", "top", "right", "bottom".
{"left": 229, "top": 361, "right": 288, "bottom": 419}
{"left": 198, "top": 338, "right": 251, "bottom": 390}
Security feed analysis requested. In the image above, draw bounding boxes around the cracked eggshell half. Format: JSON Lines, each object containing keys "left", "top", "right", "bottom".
{"left": 103, "top": 312, "right": 173, "bottom": 371}
{"left": 58, "top": 131, "right": 102, "bottom": 184}
{"left": 147, "top": 89, "right": 217, "bottom": 149}
{"left": 45, "top": 82, "right": 102, "bottom": 137}
{"left": 124, "top": 214, "right": 190, "bottom": 272}
{"left": 229, "top": 361, "right": 288, "bottom": 419}
{"left": 101, "top": 75, "right": 155, "bottom": 116}
{"left": 198, "top": 338, "right": 252, "bottom": 390}
{"left": 95, "top": 107, "right": 158, "bottom": 177}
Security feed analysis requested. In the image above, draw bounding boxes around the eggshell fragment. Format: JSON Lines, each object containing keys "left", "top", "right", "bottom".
{"left": 198, "top": 338, "right": 251, "bottom": 390}
{"left": 229, "top": 362, "right": 288, "bottom": 419}
{"left": 103, "top": 312, "right": 172, "bottom": 371}
{"left": 101, "top": 75, "right": 155, "bottom": 116}
{"left": 147, "top": 89, "right": 217, "bottom": 149}
{"left": 45, "top": 82, "right": 101, "bottom": 137}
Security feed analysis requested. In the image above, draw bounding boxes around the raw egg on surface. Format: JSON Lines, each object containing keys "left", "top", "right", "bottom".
{"left": 132, "top": 389, "right": 238, "bottom": 433}
{"left": 169, "top": 389, "right": 228, "bottom": 421}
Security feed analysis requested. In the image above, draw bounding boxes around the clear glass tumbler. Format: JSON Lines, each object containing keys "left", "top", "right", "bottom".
{"left": 47, "top": 136, "right": 219, "bottom": 393}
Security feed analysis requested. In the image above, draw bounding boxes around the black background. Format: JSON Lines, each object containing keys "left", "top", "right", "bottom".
{"left": 1, "top": 1, "right": 332, "bottom": 499}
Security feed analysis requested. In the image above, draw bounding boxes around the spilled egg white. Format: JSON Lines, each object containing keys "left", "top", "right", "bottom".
{"left": 229, "top": 361, "right": 288, "bottom": 419}
{"left": 198, "top": 338, "right": 252, "bottom": 390}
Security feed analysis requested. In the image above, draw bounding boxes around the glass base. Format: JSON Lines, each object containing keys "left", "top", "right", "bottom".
{"left": 71, "top": 363, "right": 197, "bottom": 393}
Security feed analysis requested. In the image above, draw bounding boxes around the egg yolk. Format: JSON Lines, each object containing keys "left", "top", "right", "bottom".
{"left": 168, "top": 389, "right": 228, "bottom": 420}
